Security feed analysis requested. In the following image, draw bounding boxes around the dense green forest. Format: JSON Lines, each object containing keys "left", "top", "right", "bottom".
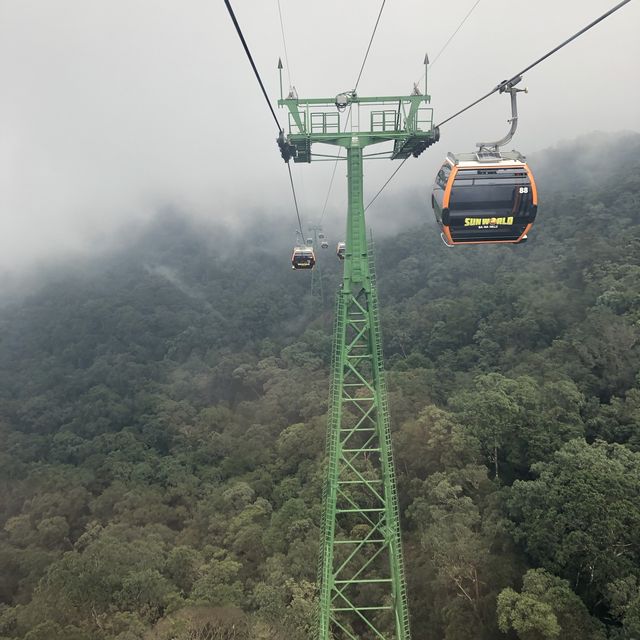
{"left": 1, "top": 132, "right": 639, "bottom": 640}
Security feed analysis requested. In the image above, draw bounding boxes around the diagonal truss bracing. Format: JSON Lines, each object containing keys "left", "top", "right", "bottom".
{"left": 316, "top": 231, "right": 410, "bottom": 640}
{"left": 274, "top": 91, "right": 437, "bottom": 640}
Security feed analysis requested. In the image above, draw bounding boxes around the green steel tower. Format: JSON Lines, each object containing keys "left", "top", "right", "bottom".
{"left": 278, "top": 85, "right": 438, "bottom": 640}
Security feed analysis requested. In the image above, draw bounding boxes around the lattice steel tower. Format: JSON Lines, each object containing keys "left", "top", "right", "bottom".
{"left": 278, "top": 80, "right": 438, "bottom": 640}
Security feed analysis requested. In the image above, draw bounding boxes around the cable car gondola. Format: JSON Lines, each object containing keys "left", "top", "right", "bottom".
{"left": 336, "top": 242, "right": 346, "bottom": 260}
{"left": 432, "top": 150, "right": 537, "bottom": 245}
{"left": 431, "top": 77, "right": 538, "bottom": 245}
{"left": 291, "top": 246, "right": 316, "bottom": 269}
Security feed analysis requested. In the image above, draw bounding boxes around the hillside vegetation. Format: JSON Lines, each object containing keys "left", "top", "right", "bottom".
{"left": 1, "top": 134, "right": 639, "bottom": 640}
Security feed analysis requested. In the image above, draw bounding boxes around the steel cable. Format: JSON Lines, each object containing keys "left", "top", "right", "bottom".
{"left": 436, "top": 0, "right": 633, "bottom": 128}
{"left": 354, "top": 0, "right": 387, "bottom": 93}
{"left": 223, "top": 0, "right": 282, "bottom": 133}
{"left": 224, "top": 0, "right": 307, "bottom": 240}
{"left": 366, "top": 0, "right": 634, "bottom": 208}
{"left": 319, "top": 0, "right": 387, "bottom": 224}
{"left": 287, "top": 163, "right": 305, "bottom": 240}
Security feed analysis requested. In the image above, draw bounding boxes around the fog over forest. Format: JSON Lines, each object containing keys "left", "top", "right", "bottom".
{"left": 1, "top": 4, "right": 640, "bottom": 639}
{"left": 1, "top": 0, "right": 639, "bottom": 274}
{"left": 1, "top": 132, "right": 639, "bottom": 639}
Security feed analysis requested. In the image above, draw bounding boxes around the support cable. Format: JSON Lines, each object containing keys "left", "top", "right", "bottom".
{"left": 224, "top": 0, "right": 305, "bottom": 238}
{"left": 369, "top": 0, "right": 479, "bottom": 210}
{"left": 223, "top": 0, "right": 282, "bottom": 133}
{"left": 414, "top": 0, "right": 480, "bottom": 88}
{"left": 274, "top": 2, "right": 309, "bottom": 243}
{"left": 430, "top": 0, "right": 480, "bottom": 69}
{"left": 276, "top": 0, "right": 292, "bottom": 88}
{"left": 319, "top": 0, "right": 386, "bottom": 225}
{"left": 354, "top": 0, "right": 387, "bottom": 93}
{"left": 287, "top": 163, "right": 305, "bottom": 240}
{"left": 364, "top": 158, "right": 408, "bottom": 211}
{"left": 436, "top": 0, "right": 633, "bottom": 128}
{"left": 366, "top": 0, "right": 633, "bottom": 209}
{"left": 319, "top": 159, "right": 341, "bottom": 224}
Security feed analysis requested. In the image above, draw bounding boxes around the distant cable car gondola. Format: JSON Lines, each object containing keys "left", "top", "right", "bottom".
{"left": 321, "top": 239, "right": 329, "bottom": 249}
{"left": 432, "top": 150, "right": 537, "bottom": 245}
{"left": 291, "top": 246, "right": 316, "bottom": 269}
{"left": 431, "top": 77, "right": 538, "bottom": 245}
{"left": 336, "top": 242, "right": 346, "bottom": 260}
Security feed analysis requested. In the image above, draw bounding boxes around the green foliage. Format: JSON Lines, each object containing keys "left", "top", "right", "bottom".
{"left": 0, "top": 135, "right": 639, "bottom": 638}
{"left": 498, "top": 587, "right": 561, "bottom": 639}
{"left": 497, "top": 569, "right": 606, "bottom": 640}
{"left": 605, "top": 576, "right": 640, "bottom": 638}
{"left": 146, "top": 606, "right": 251, "bottom": 640}
{"left": 189, "top": 558, "right": 244, "bottom": 607}
{"left": 508, "top": 440, "right": 640, "bottom": 607}
{"left": 449, "top": 373, "right": 584, "bottom": 481}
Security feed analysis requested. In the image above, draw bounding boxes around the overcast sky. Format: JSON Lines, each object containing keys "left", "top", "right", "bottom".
{"left": 0, "top": 0, "right": 638, "bottom": 276}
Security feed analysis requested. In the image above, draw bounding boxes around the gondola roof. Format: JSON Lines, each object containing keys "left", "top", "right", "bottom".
{"left": 445, "top": 150, "right": 528, "bottom": 168}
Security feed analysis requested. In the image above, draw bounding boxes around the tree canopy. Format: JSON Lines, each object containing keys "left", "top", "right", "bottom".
{"left": 1, "top": 133, "right": 639, "bottom": 639}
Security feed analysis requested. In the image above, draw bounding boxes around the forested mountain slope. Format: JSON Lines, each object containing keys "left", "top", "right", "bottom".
{"left": 0, "top": 134, "right": 639, "bottom": 640}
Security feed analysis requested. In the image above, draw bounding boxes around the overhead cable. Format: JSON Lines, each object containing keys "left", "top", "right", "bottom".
{"left": 431, "top": 0, "right": 480, "bottom": 69}
{"left": 367, "top": 0, "right": 634, "bottom": 210}
{"left": 319, "top": 158, "right": 341, "bottom": 224}
{"left": 223, "top": 0, "right": 282, "bottom": 132}
{"left": 224, "top": 0, "right": 305, "bottom": 237}
{"left": 287, "top": 163, "right": 305, "bottom": 239}
{"left": 364, "top": 158, "right": 408, "bottom": 211}
{"left": 414, "top": 0, "right": 480, "bottom": 89}
{"left": 319, "top": 0, "right": 386, "bottom": 224}
{"left": 276, "top": 0, "right": 292, "bottom": 88}
{"left": 436, "top": 0, "right": 633, "bottom": 128}
{"left": 354, "top": 0, "right": 387, "bottom": 92}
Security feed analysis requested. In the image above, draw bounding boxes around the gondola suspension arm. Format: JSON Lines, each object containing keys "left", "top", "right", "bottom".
{"left": 476, "top": 76, "right": 527, "bottom": 153}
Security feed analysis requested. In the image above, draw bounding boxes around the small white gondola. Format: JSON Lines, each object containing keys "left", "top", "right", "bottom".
{"left": 291, "top": 246, "right": 316, "bottom": 269}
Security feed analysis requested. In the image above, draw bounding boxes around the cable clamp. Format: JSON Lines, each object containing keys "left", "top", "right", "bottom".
{"left": 497, "top": 75, "right": 523, "bottom": 93}
{"left": 335, "top": 91, "right": 356, "bottom": 111}
{"left": 277, "top": 130, "right": 297, "bottom": 163}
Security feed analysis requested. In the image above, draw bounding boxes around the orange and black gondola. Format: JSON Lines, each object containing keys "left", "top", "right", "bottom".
{"left": 291, "top": 246, "right": 316, "bottom": 269}
{"left": 432, "top": 151, "right": 538, "bottom": 246}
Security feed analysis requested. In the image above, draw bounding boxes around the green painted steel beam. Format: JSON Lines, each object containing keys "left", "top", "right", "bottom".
{"left": 279, "top": 94, "right": 430, "bottom": 105}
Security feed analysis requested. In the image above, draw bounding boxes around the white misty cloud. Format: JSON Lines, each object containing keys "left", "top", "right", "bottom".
{"left": 0, "top": 0, "right": 638, "bottom": 275}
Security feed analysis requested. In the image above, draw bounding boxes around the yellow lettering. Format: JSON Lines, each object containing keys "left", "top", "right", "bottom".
{"left": 464, "top": 216, "right": 515, "bottom": 227}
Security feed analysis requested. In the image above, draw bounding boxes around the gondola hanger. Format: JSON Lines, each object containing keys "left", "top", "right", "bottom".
{"left": 476, "top": 76, "right": 527, "bottom": 159}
